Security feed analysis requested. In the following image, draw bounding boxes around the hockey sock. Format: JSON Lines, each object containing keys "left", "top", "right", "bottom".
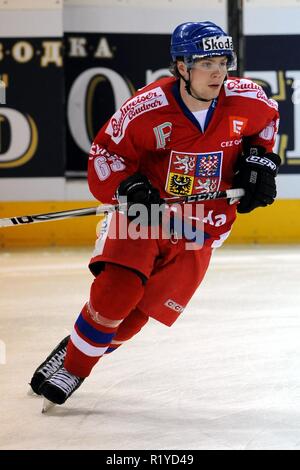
{"left": 64, "top": 263, "right": 144, "bottom": 377}
{"left": 105, "top": 307, "right": 149, "bottom": 354}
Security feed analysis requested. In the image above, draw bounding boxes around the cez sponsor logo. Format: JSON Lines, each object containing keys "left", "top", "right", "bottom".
{"left": 221, "top": 138, "right": 242, "bottom": 147}
{"left": 202, "top": 35, "right": 233, "bottom": 51}
{"left": 164, "top": 299, "right": 185, "bottom": 314}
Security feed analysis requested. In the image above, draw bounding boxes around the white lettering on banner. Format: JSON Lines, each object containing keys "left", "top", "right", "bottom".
{"left": 68, "top": 68, "right": 131, "bottom": 152}
{"left": 225, "top": 79, "right": 278, "bottom": 110}
{"left": 146, "top": 68, "right": 171, "bottom": 84}
{"left": 0, "top": 80, "right": 5, "bottom": 104}
{"left": 105, "top": 87, "right": 169, "bottom": 144}
{"left": 292, "top": 79, "right": 300, "bottom": 105}
{"left": 202, "top": 36, "right": 233, "bottom": 51}
{"left": 286, "top": 70, "right": 300, "bottom": 160}
{"left": 68, "top": 37, "right": 87, "bottom": 57}
{"left": 94, "top": 37, "right": 114, "bottom": 58}
{"left": 67, "top": 36, "right": 114, "bottom": 59}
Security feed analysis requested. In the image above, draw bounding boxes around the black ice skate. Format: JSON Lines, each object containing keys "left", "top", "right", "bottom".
{"left": 29, "top": 335, "right": 70, "bottom": 395}
{"left": 39, "top": 366, "right": 85, "bottom": 412}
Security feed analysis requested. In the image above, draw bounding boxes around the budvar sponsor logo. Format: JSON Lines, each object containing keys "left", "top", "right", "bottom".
{"left": 203, "top": 35, "right": 233, "bottom": 51}
{"left": 227, "top": 79, "right": 260, "bottom": 93}
{"left": 225, "top": 79, "right": 278, "bottom": 110}
{"left": 164, "top": 299, "right": 185, "bottom": 314}
{"left": 106, "top": 87, "right": 169, "bottom": 143}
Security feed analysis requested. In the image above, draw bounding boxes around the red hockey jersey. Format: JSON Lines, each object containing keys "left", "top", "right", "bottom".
{"left": 88, "top": 76, "right": 279, "bottom": 246}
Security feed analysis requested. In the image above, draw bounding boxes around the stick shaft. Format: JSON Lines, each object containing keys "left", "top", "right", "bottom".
{"left": 0, "top": 188, "right": 245, "bottom": 228}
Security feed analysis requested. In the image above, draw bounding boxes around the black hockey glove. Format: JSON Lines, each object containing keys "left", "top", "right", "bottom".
{"left": 234, "top": 146, "right": 281, "bottom": 214}
{"left": 116, "top": 172, "right": 163, "bottom": 225}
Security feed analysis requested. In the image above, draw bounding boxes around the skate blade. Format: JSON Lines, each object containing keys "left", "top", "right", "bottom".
{"left": 42, "top": 398, "right": 56, "bottom": 413}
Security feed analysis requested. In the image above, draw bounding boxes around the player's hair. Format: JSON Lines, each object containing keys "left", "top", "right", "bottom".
{"left": 169, "top": 57, "right": 184, "bottom": 78}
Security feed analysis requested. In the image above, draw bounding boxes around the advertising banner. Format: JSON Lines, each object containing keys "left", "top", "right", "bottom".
{"left": 0, "top": 37, "right": 65, "bottom": 177}
{"left": 246, "top": 35, "right": 300, "bottom": 174}
{"left": 64, "top": 32, "right": 300, "bottom": 176}
{"left": 64, "top": 32, "right": 171, "bottom": 175}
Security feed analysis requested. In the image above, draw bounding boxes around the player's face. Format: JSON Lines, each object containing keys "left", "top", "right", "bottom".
{"left": 180, "top": 56, "right": 228, "bottom": 101}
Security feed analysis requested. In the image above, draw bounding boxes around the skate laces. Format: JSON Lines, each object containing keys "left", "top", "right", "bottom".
{"left": 39, "top": 348, "right": 67, "bottom": 378}
{"left": 48, "top": 367, "right": 81, "bottom": 395}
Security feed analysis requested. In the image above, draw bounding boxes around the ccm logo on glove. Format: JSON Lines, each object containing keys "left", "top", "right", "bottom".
{"left": 245, "top": 155, "right": 277, "bottom": 172}
{"left": 234, "top": 146, "right": 281, "bottom": 214}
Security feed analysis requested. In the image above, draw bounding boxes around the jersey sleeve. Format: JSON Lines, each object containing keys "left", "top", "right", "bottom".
{"left": 87, "top": 82, "right": 170, "bottom": 203}
{"left": 87, "top": 118, "right": 140, "bottom": 204}
{"left": 246, "top": 108, "right": 280, "bottom": 153}
{"left": 224, "top": 78, "right": 280, "bottom": 154}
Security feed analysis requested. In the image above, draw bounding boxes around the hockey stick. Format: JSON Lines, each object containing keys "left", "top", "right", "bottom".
{"left": 0, "top": 188, "right": 245, "bottom": 228}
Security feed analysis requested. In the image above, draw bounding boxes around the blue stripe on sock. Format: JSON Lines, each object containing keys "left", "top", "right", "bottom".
{"left": 105, "top": 346, "right": 120, "bottom": 354}
{"left": 76, "top": 314, "right": 115, "bottom": 344}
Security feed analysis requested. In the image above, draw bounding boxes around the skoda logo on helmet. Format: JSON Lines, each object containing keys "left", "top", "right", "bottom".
{"left": 202, "top": 36, "right": 233, "bottom": 52}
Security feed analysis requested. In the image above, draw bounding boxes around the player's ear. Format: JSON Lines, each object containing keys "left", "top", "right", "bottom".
{"left": 177, "top": 60, "right": 188, "bottom": 76}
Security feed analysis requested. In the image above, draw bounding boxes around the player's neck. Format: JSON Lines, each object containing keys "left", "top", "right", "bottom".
{"left": 179, "top": 80, "right": 212, "bottom": 112}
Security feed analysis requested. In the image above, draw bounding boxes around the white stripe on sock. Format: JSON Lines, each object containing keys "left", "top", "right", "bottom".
{"left": 71, "top": 329, "right": 109, "bottom": 357}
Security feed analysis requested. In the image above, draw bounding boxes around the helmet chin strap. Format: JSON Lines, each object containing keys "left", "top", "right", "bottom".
{"left": 179, "top": 70, "right": 212, "bottom": 103}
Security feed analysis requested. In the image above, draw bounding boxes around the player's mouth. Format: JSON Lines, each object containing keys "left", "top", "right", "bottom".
{"left": 208, "top": 84, "right": 221, "bottom": 89}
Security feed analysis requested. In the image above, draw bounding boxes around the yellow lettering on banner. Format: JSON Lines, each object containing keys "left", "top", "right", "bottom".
{"left": 68, "top": 37, "right": 87, "bottom": 57}
{"left": 41, "top": 41, "right": 63, "bottom": 67}
{"left": 0, "top": 115, "right": 5, "bottom": 152}
{"left": 0, "top": 110, "right": 38, "bottom": 168}
{"left": 12, "top": 41, "right": 33, "bottom": 63}
{"left": 0, "top": 43, "right": 3, "bottom": 61}
{"left": 1, "top": 74, "right": 8, "bottom": 87}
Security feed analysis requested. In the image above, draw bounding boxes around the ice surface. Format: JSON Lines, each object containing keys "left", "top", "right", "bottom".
{"left": 1, "top": 246, "right": 300, "bottom": 450}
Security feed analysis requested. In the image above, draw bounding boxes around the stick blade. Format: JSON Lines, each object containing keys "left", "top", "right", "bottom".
{"left": 0, "top": 218, "right": 15, "bottom": 228}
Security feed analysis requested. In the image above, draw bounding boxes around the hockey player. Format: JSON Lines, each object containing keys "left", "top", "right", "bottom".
{"left": 30, "top": 21, "right": 281, "bottom": 410}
